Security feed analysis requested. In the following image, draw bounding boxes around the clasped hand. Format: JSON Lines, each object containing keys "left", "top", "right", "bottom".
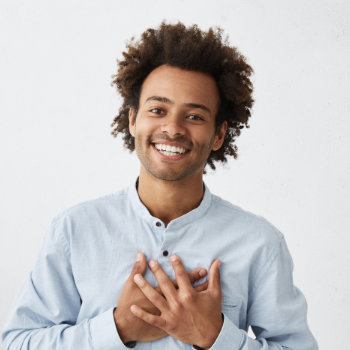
{"left": 131, "top": 254, "right": 223, "bottom": 349}
{"left": 114, "top": 252, "right": 212, "bottom": 344}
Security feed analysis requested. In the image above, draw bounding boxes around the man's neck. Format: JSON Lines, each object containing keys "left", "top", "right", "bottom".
{"left": 137, "top": 168, "right": 205, "bottom": 227}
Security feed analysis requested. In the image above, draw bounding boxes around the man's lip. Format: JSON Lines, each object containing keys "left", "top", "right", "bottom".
{"left": 151, "top": 141, "right": 191, "bottom": 151}
{"left": 151, "top": 143, "right": 190, "bottom": 160}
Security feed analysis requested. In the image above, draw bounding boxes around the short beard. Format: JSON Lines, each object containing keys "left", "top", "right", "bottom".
{"left": 135, "top": 133, "right": 215, "bottom": 182}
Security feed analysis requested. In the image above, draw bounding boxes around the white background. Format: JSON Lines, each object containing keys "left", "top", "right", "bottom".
{"left": 1, "top": 0, "right": 349, "bottom": 349}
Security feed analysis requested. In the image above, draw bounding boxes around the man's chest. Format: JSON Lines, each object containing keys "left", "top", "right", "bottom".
{"left": 71, "top": 221, "right": 255, "bottom": 330}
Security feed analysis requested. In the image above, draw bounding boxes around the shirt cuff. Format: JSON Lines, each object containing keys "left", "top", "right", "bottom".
{"left": 208, "top": 313, "right": 243, "bottom": 350}
{"left": 89, "top": 307, "right": 130, "bottom": 350}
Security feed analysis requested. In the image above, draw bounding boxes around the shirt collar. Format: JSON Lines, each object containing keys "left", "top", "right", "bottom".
{"left": 128, "top": 177, "right": 212, "bottom": 228}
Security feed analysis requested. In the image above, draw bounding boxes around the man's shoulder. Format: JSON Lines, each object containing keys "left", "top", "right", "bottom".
{"left": 210, "top": 193, "right": 284, "bottom": 245}
{"left": 51, "top": 187, "right": 129, "bottom": 224}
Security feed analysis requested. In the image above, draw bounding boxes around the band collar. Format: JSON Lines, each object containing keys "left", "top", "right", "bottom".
{"left": 128, "top": 177, "right": 212, "bottom": 229}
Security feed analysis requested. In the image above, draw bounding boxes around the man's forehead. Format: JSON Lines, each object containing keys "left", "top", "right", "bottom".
{"left": 139, "top": 65, "right": 220, "bottom": 110}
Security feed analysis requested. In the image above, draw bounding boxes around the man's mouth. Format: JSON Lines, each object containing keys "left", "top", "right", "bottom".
{"left": 153, "top": 143, "right": 189, "bottom": 156}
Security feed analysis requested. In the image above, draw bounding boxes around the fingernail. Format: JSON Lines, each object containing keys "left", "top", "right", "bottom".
{"left": 134, "top": 274, "right": 143, "bottom": 284}
{"left": 149, "top": 260, "right": 156, "bottom": 268}
{"left": 136, "top": 252, "right": 142, "bottom": 262}
{"left": 218, "top": 260, "right": 222, "bottom": 267}
{"left": 199, "top": 269, "right": 207, "bottom": 277}
{"left": 170, "top": 255, "right": 178, "bottom": 262}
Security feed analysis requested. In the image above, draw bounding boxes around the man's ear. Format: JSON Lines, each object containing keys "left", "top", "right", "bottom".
{"left": 212, "top": 121, "right": 227, "bottom": 151}
{"left": 129, "top": 107, "right": 136, "bottom": 137}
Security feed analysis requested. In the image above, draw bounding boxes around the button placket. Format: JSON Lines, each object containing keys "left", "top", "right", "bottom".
{"left": 153, "top": 220, "right": 170, "bottom": 261}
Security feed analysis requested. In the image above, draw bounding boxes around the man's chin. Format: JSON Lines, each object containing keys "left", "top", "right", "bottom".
{"left": 150, "top": 171, "right": 188, "bottom": 182}
{"left": 146, "top": 164, "right": 205, "bottom": 182}
{"left": 144, "top": 165, "right": 190, "bottom": 182}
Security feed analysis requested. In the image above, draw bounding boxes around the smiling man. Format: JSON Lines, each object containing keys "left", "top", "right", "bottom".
{"left": 132, "top": 68, "right": 223, "bottom": 184}
{"left": 2, "top": 22, "right": 318, "bottom": 350}
{"left": 128, "top": 65, "right": 227, "bottom": 227}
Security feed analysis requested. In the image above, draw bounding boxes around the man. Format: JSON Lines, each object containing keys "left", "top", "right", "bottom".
{"left": 2, "top": 22, "right": 318, "bottom": 349}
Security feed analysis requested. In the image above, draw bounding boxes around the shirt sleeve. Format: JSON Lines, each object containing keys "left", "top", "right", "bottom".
{"left": 1, "top": 216, "right": 129, "bottom": 350}
{"left": 209, "top": 236, "right": 318, "bottom": 350}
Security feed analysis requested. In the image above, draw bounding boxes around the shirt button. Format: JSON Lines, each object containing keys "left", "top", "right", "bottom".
{"left": 156, "top": 221, "right": 162, "bottom": 227}
{"left": 163, "top": 250, "right": 169, "bottom": 257}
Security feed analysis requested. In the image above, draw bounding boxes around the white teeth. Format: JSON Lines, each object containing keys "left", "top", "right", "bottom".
{"left": 154, "top": 143, "right": 187, "bottom": 155}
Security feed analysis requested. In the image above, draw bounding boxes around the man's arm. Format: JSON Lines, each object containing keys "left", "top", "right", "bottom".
{"left": 209, "top": 237, "right": 318, "bottom": 350}
{"left": 2, "top": 217, "right": 208, "bottom": 350}
{"left": 1, "top": 216, "right": 126, "bottom": 350}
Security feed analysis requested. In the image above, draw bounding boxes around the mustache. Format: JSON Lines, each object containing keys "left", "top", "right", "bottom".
{"left": 149, "top": 134, "right": 193, "bottom": 149}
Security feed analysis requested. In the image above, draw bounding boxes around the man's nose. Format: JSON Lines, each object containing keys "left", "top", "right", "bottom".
{"left": 160, "top": 113, "right": 186, "bottom": 137}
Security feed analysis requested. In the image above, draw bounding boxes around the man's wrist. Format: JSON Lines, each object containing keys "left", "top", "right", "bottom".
{"left": 113, "top": 307, "right": 134, "bottom": 344}
{"left": 192, "top": 313, "right": 224, "bottom": 350}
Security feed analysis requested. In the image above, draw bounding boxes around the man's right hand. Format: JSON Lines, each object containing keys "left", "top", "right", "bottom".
{"left": 113, "top": 252, "right": 208, "bottom": 344}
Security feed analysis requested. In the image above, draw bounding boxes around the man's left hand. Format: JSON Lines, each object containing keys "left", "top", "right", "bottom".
{"left": 130, "top": 255, "right": 223, "bottom": 349}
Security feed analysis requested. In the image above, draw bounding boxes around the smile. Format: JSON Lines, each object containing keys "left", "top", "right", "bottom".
{"left": 153, "top": 143, "right": 188, "bottom": 156}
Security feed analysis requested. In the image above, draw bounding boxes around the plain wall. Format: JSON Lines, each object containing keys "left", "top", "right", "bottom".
{"left": 1, "top": 0, "right": 349, "bottom": 349}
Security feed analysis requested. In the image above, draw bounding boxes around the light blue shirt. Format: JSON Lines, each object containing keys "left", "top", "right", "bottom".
{"left": 2, "top": 180, "right": 318, "bottom": 349}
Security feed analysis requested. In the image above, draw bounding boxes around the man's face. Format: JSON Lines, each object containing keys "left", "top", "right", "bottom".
{"left": 129, "top": 64, "right": 226, "bottom": 182}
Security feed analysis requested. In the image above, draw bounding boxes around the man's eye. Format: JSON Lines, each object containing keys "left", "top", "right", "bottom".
{"left": 150, "top": 108, "right": 163, "bottom": 114}
{"left": 187, "top": 115, "right": 203, "bottom": 121}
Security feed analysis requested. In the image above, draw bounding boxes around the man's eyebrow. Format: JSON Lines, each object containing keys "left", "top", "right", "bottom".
{"left": 145, "top": 96, "right": 211, "bottom": 114}
{"left": 184, "top": 103, "right": 211, "bottom": 114}
{"left": 145, "top": 96, "right": 173, "bottom": 104}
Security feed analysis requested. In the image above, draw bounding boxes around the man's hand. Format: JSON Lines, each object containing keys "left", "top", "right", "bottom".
{"left": 130, "top": 255, "right": 223, "bottom": 349}
{"left": 114, "top": 252, "right": 208, "bottom": 344}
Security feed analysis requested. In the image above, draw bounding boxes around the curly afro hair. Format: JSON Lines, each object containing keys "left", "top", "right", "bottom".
{"left": 111, "top": 21, "right": 254, "bottom": 171}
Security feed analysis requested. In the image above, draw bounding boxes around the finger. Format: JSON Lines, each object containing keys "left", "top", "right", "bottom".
{"left": 170, "top": 255, "right": 192, "bottom": 290}
{"left": 130, "top": 304, "right": 166, "bottom": 329}
{"left": 170, "top": 267, "right": 207, "bottom": 289}
{"left": 148, "top": 260, "right": 177, "bottom": 303}
{"left": 208, "top": 259, "right": 222, "bottom": 294}
{"left": 154, "top": 285, "right": 162, "bottom": 293}
{"left": 187, "top": 267, "right": 207, "bottom": 285}
{"left": 128, "top": 252, "right": 146, "bottom": 281}
{"left": 153, "top": 285, "right": 167, "bottom": 299}
{"left": 193, "top": 280, "right": 209, "bottom": 292}
{"left": 133, "top": 273, "right": 168, "bottom": 311}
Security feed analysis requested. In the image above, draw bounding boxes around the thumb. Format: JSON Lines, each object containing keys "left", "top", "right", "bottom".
{"left": 129, "top": 252, "right": 146, "bottom": 279}
{"left": 208, "top": 259, "right": 222, "bottom": 294}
